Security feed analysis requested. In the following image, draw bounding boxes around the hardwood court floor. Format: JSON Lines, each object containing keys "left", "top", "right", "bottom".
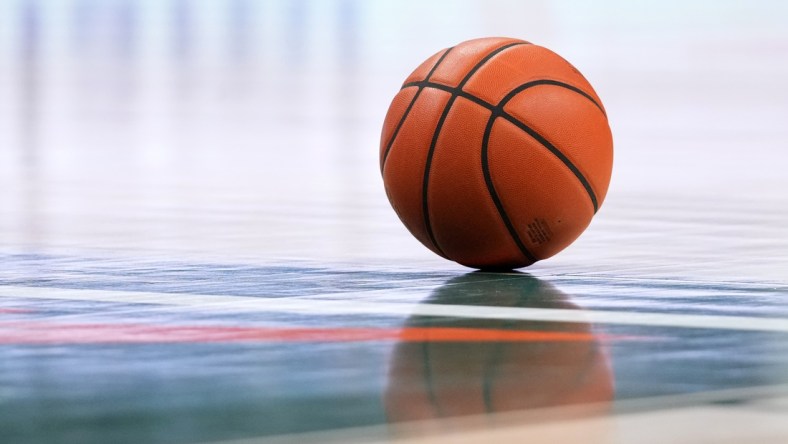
{"left": 1, "top": 1, "right": 787, "bottom": 443}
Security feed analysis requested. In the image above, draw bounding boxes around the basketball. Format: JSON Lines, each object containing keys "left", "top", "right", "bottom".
{"left": 380, "top": 37, "right": 613, "bottom": 270}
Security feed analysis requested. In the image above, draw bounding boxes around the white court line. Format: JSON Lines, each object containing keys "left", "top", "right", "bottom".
{"left": 0, "top": 285, "right": 787, "bottom": 333}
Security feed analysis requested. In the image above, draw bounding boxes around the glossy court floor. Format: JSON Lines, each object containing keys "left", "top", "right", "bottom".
{"left": 1, "top": 1, "right": 788, "bottom": 443}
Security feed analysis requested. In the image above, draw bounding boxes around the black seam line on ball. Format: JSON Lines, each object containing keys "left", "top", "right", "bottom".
{"left": 481, "top": 115, "right": 538, "bottom": 264}
{"left": 421, "top": 41, "right": 528, "bottom": 258}
{"left": 403, "top": 79, "right": 606, "bottom": 118}
{"left": 380, "top": 47, "right": 454, "bottom": 172}
{"left": 406, "top": 79, "right": 600, "bottom": 213}
{"left": 494, "top": 81, "right": 599, "bottom": 212}
{"left": 498, "top": 79, "right": 606, "bottom": 117}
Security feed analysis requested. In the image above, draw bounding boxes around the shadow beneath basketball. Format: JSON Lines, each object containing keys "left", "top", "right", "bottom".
{"left": 384, "top": 272, "right": 614, "bottom": 424}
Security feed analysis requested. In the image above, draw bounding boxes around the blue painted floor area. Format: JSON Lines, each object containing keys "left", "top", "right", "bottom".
{"left": 1, "top": 255, "right": 787, "bottom": 443}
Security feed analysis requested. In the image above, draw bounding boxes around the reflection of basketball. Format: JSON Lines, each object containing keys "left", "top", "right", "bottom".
{"left": 384, "top": 273, "right": 614, "bottom": 423}
{"left": 380, "top": 37, "right": 613, "bottom": 270}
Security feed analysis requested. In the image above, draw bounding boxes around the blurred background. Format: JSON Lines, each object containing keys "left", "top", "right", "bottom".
{"left": 1, "top": 3, "right": 788, "bottom": 442}
{"left": 1, "top": 0, "right": 787, "bottom": 277}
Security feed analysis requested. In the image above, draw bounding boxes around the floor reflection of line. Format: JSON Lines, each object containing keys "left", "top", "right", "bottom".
{"left": 1, "top": 285, "right": 787, "bottom": 333}
{"left": 0, "top": 309, "right": 33, "bottom": 314}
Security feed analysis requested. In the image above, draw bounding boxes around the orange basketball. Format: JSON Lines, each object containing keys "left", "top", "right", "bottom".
{"left": 380, "top": 37, "right": 613, "bottom": 270}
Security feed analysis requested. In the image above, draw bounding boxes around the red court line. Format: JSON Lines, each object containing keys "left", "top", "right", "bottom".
{"left": 0, "top": 322, "right": 642, "bottom": 344}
